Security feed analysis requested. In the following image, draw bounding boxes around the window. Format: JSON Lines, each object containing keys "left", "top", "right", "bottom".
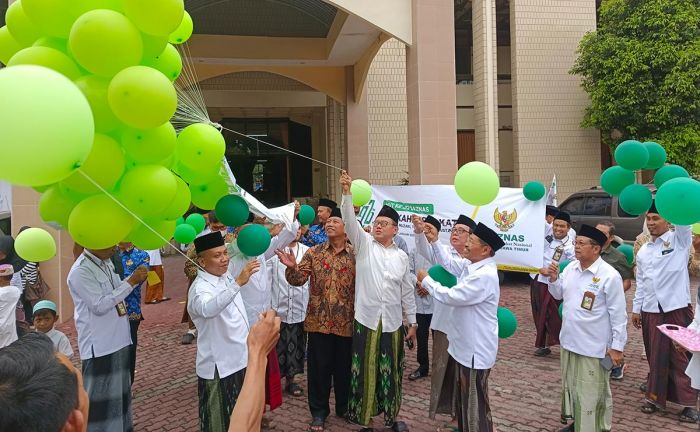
{"left": 559, "top": 196, "right": 586, "bottom": 215}
{"left": 583, "top": 195, "right": 612, "bottom": 216}
{"left": 617, "top": 202, "right": 634, "bottom": 218}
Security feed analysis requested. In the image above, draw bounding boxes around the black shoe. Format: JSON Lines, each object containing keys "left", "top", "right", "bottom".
{"left": 181, "top": 333, "right": 195, "bottom": 345}
{"left": 639, "top": 382, "right": 647, "bottom": 393}
{"left": 534, "top": 347, "right": 551, "bottom": 357}
{"left": 391, "top": 421, "right": 409, "bottom": 432}
{"left": 408, "top": 369, "right": 428, "bottom": 381}
{"left": 559, "top": 424, "right": 574, "bottom": 432}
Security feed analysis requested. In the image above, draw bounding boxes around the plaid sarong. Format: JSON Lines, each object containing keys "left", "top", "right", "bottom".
{"left": 455, "top": 361, "right": 493, "bottom": 432}
{"left": 560, "top": 348, "right": 612, "bottom": 431}
{"left": 82, "top": 346, "right": 133, "bottom": 432}
{"left": 198, "top": 368, "right": 246, "bottom": 432}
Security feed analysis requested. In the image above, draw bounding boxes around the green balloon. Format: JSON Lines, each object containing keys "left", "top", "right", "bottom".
{"left": 39, "top": 185, "right": 80, "bottom": 228}
{"left": 454, "top": 161, "right": 500, "bottom": 206}
{"left": 122, "top": 122, "right": 176, "bottom": 164}
{"left": 174, "top": 162, "right": 219, "bottom": 185}
{"left": 655, "top": 178, "right": 700, "bottom": 226}
{"left": 168, "top": 11, "right": 192, "bottom": 44}
{"left": 175, "top": 216, "right": 185, "bottom": 226}
{"left": 190, "top": 176, "right": 229, "bottom": 210}
{"left": 0, "top": 26, "right": 24, "bottom": 66}
{"left": 14, "top": 228, "right": 56, "bottom": 262}
{"left": 176, "top": 123, "right": 226, "bottom": 172}
{"left": 22, "top": 0, "right": 82, "bottom": 38}
{"left": 128, "top": 218, "right": 176, "bottom": 250}
{"left": 142, "top": 43, "right": 182, "bottom": 81}
{"left": 68, "top": 194, "right": 136, "bottom": 249}
{"left": 5, "top": 1, "right": 41, "bottom": 46}
{"left": 8, "top": 46, "right": 82, "bottom": 80}
{"left": 108, "top": 65, "right": 177, "bottom": 129}
{"left": 351, "top": 179, "right": 372, "bottom": 207}
{"left": 33, "top": 36, "right": 68, "bottom": 52}
{"left": 185, "top": 213, "right": 206, "bottom": 234}
{"left": 616, "top": 244, "right": 634, "bottom": 266}
{"left": 61, "top": 133, "right": 125, "bottom": 194}
{"left": 559, "top": 259, "right": 571, "bottom": 273}
{"left": 215, "top": 195, "right": 250, "bottom": 227}
{"left": 74, "top": 0, "right": 124, "bottom": 13}
{"left": 140, "top": 32, "right": 168, "bottom": 58}
{"left": 619, "top": 184, "right": 652, "bottom": 216}
{"left": 614, "top": 140, "right": 648, "bottom": 171}
{"left": 653, "top": 164, "right": 689, "bottom": 188}
{"left": 600, "top": 166, "right": 635, "bottom": 196}
{"left": 59, "top": 182, "right": 92, "bottom": 202}
{"left": 162, "top": 175, "right": 191, "bottom": 221}
{"left": 558, "top": 302, "right": 563, "bottom": 318}
{"left": 123, "top": 0, "right": 184, "bottom": 37}
{"left": 69, "top": 9, "right": 143, "bottom": 77}
{"left": 0, "top": 65, "right": 94, "bottom": 186}
{"left": 497, "top": 307, "right": 517, "bottom": 339}
{"left": 32, "top": 184, "right": 53, "bottom": 194}
{"left": 297, "top": 204, "right": 315, "bottom": 226}
{"left": 237, "top": 224, "right": 272, "bottom": 257}
{"left": 428, "top": 264, "right": 457, "bottom": 288}
{"left": 74, "top": 75, "right": 123, "bottom": 133}
{"left": 643, "top": 142, "right": 667, "bottom": 170}
{"left": 173, "top": 223, "right": 196, "bottom": 244}
{"left": 119, "top": 165, "right": 178, "bottom": 217}
{"left": 523, "top": 181, "right": 545, "bottom": 201}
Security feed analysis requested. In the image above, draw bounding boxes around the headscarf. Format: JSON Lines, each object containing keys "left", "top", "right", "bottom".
{"left": 0, "top": 235, "right": 27, "bottom": 272}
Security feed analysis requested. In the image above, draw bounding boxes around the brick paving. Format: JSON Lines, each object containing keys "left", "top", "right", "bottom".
{"left": 57, "top": 255, "right": 699, "bottom": 432}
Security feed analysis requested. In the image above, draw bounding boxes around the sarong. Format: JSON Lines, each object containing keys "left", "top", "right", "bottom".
{"left": 347, "top": 320, "right": 405, "bottom": 427}
{"left": 82, "top": 346, "right": 133, "bottom": 432}
{"left": 642, "top": 306, "right": 698, "bottom": 408}
{"left": 530, "top": 278, "right": 562, "bottom": 347}
{"left": 455, "top": 360, "right": 493, "bottom": 432}
{"left": 198, "top": 367, "right": 246, "bottom": 432}
{"left": 276, "top": 322, "right": 307, "bottom": 378}
{"left": 560, "top": 349, "right": 612, "bottom": 431}
{"left": 145, "top": 264, "right": 164, "bottom": 303}
{"left": 265, "top": 349, "right": 283, "bottom": 410}
{"left": 429, "top": 330, "right": 458, "bottom": 419}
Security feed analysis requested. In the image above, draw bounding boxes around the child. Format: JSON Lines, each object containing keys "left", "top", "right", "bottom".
{"left": 0, "top": 264, "right": 21, "bottom": 349}
{"left": 33, "top": 300, "right": 73, "bottom": 358}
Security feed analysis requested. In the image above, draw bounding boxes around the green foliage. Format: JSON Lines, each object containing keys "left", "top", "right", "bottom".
{"left": 571, "top": 0, "right": 700, "bottom": 175}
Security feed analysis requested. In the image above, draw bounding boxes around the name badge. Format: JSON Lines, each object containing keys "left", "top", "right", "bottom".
{"left": 116, "top": 302, "right": 128, "bottom": 316}
{"left": 661, "top": 249, "right": 674, "bottom": 255}
{"left": 581, "top": 291, "right": 596, "bottom": 311}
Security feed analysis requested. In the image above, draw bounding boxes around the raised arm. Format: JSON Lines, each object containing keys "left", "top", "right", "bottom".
{"left": 284, "top": 248, "right": 313, "bottom": 287}
{"left": 339, "top": 171, "right": 370, "bottom": 253}
{"left": 422, "top": 271, "right": 493, "bottom": 307}
{"left": 265, "top": 220, "right": 301, "bottom": 260}
{"left": 68, "top": 265, "right": 145, "bottom": 315}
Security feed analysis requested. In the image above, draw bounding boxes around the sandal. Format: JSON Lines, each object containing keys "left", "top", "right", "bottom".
{"left": 640, "top": 402, "right": 657, "bottom": 414}
{"left": 286, "top": 382, "right": 304, "bottom": 397}
{"left": 308, "top": 417, "right": 325, "bottom": 431}
{"left": 679, "top": 407, "right": 699, "bottom": 423}
{"left": 160, "top": 297, "right": 171, "bottom": 302}
{"left": 391, "top": 421, "right": 409, "bottom": 432}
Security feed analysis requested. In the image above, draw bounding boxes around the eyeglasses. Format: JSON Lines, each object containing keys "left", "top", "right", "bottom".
{"left": 373, "top": 220, "right": 397, "bottom": 228}
{"left": 452, "top": 227, "right": 470, "bottom": 235}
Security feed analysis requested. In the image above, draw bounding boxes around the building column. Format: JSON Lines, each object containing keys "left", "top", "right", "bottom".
{"left": 472, "top": 0, "right": 500, "bottom": 170}
{"left": 344, "top": 66, "right": 370, "bottom": 181}
{"left": 406, "top": 0, "right": 457, "bottom": 185}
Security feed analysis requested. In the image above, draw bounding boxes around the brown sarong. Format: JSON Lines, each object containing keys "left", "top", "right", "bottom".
{"left": 530, "top": 278, "right": 562, "bottom": 348}
{"left": 429, "top": 330, "right": 458, "bottom": 419}
{"left": 454, "top": 359, "right": 493, "bottom": 432}
{"left": 145, "top": 264, "right": 164, "bottom": 303}
{"left": 642, "top": 305, "right": 698, "bottom": 408}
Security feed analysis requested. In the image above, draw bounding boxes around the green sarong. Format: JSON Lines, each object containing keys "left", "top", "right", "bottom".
{"left": 560, "top": 348, "right": 613, "bottom": 431}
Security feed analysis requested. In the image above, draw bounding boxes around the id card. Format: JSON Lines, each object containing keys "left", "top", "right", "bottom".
{"left": 580, "top": 291, "right": 595, "bottom": 311}
{"left": 551, "top": 246, "right": 563, "bottom": 263}
{"left": 116, "top": 302, "right": 128, "bottom": 316}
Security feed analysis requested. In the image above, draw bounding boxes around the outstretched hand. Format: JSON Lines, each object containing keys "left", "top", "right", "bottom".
{"left": 340, "top": 170, "right": 352, "bottom": 194}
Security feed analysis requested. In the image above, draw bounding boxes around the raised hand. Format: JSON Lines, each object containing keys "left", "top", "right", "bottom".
{"left": 274, "top": 249, "right": 296, "bottom": 269}
{"left": 236, "top": 259, "right": 261, "bottom": 286}
{"left": 411, "top": 214, "right": 424, "bottom": 234}
{"left": 340, "top": 170, "right": 352, "bottom": 194}
{"left": 128, "top": 265, "right": 148, "bottom": 285}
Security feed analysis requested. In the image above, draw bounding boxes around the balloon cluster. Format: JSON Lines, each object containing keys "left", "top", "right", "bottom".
{"left": 601, "top": 140, "right": 700, "bottom": 225}
{"left": 173, "top": 213, "right": 205, "bottom": 244}
{"left": 0, "top": 1, "right": 232, "bottom": 250}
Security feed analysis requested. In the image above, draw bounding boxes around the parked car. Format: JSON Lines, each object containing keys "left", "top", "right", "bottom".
{"left": 557, "top": 186, "right": 655, "bottom": 243}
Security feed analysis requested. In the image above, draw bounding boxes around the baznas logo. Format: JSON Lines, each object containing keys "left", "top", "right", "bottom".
{"left": 493, "top": 207, "right": 517, "bottom": 232}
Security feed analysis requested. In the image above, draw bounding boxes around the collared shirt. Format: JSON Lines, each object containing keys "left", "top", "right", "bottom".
{"left": 633, "top": 225, "right": 692, "bottom": 314}
{"left": 0, "top": 285, "right": 20, "bottom": 349}
{"left": 409, "top": 248, "right": 434, "bottom": 314}
{"left": 46, "top": 327, "right": 74, "bottom": 358}
{"left": 601, "top": 245, "right": 633, "bottom": 281}
{"left": 227, "top": 221, "right": 300, "bottom": 325}
{"left": 341, "top": 195, "right": 416, "bottom": 332}
{"left": 301, "top": 223, "right": 327, "bottom": 247}
{"left": 548, "top": 257, "right": 627, "bottom": 358}
{"left": 68, "top": 251, "right": 134, "bottom": 360}
{"left": 286, "top": 241, "right": 356, "bottom": 337}
{"left": 269, "top": 242, "right": 310, "bottom": 324}
{"left": 422, "top": 257, "right": 500, "bottom": 369}
{"left": 187, "top": 270, "right": 248, "bottom": 379}
{"left": 532, "top": 235, "right": 576, "bottom": 283}
{"left": 120, "top": 247, "right": 150, "bottom": 321}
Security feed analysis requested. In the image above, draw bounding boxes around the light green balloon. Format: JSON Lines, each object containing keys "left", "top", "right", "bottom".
{"left": 351, "top": 179, "right": 372, "bottom": 206}
{"left": 0, "top": 27, "right": 24, "bottom": 66}
{"left": 118, "top": 165, "right": 178, "bottom": 217}
{"left": 61, "top": 134, "right": 125, "bottom": 194}
{"left": 108, "top": 65, "right": 177, "bottom": 129}
{"left": 128, "top": 218, "right": 176, "bottom": 250}
{"left": 142, "top": 43, "right": 182, "bottom": 81}
{"left": 69, "top": 9, "right": 143, "bottom": 77}
{"left": 0, "top": 65, "right": 94, "bottom": 186}
{"left": 190, "top": 176, "right": 229, "bottom": 210}
{"left": 33, "top": 36, "right": 68, "bottom": 52}
{"left": 8, "top": 46, "right": 82, "bottom": 80}
{"left": 22, "top": 0, "right": 83, "bottom": 39}
{"left": 141, "top": 32, "right": 168, "bottom": 58}
{"left": 39, "top": 185, "right": 80, "bottom": 228}
{"left": 168, "top": 10, "right": 192, "bottom": 44}
{"left": 176, "top": 123, "right": 226, "bottom": 171}
{"left": 162, "top": 175, "right": 191, "bottom": 220}
{"left": 59, "top": 182, "right": 93, "bottom": 201}
{"left": 6, "top": 1, "right": 41, "bottom": 46}
{"left": 123, "top": 0, "right": 184, "bottom": 36}
{"left": 15, "top": 228, "right": 57, "bottom": 262}
{"left": 122, "top": 122, "right": 176, "bottom": 164}
{"left": 174, "top": 162, "right": 219, "bottom": 185}
{"left": 68, "top": 194, "right": 136, "bottom": 249}
{"left": 74, "top": 0, "right": 124, "bottom": 13}
{"left": 74, "top": 75, "right": 123, "bottom": 133}
{"left": 454, "top": 161, "right": 500, "bottom": 206}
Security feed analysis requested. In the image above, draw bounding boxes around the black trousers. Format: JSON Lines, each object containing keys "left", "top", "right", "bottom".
{"left": 416, "top": 313, "right": 432, "bottom": 374}
{"left": 128, "top": 320, "right": 141, "bottom": 386}
{"left": 307, "top": 331, "right": 353, "bottom": 420}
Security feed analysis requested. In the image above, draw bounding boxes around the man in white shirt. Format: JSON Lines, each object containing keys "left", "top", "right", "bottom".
{"left": 339, "top": 170, "right": 417, "bottom": 431}
{"left": 531, "top": 211, "right": 576, "bottom": 357}
{"left": 419, "top": 222, "right": 505, "bottom": 432}
{"left": 0, "top": 264, "right": 21, "bottom": 349}
{"left": 68, "top": 246, "right": 148, "bottom": 432}
{"left": 188, "top": 231, "right": 260, "bottom": 432}
{"left": 632, "top": 202, "right": 699, "bottom": 422}
{"left": 546, "top": 224, "right": 627, "bottom": 432}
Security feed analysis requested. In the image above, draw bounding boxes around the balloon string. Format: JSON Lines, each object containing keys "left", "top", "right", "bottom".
{"left": 470, "top": 206, "right": 480, "bottom": 220}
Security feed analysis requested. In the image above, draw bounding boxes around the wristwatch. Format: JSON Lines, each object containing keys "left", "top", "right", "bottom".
{"left": 409, "top": 323, "right": 418, "bottom": 328}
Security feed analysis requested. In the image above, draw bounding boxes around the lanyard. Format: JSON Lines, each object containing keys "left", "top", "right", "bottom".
{"left": 83, "top": 253, "right": 117, "bottom": 290}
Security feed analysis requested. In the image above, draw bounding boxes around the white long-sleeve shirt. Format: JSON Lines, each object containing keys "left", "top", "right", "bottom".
{"left": 68, "top": 251, "right": 135, "bottom": 360}
{"left": 548, "top": 256, "right": 627, "bottom": 359}
{"left": 409, "top": 248, "right": 434, "bottom": 314}
{"left": 0, "top": 285, "right": 20, "bottom": 349}
{"left": 268, "top": 242, "right": 310, "bottom": 324}
{"left": 685, "top": 294, "right": 700, "bottom": 389}
{"left": 633, "top": 225, "right": 692, "bottom": 314}
{"left": 422, "top": 257, "right": 500, "bottom": 370}
{"left": 341, "top": 195, "right": 416, "bottom": 332}
{"left": 188, "top": 270, "right": 248, "bottom": 380}
{"left": 531, "top": 235, "right": 575, "bottom": 283}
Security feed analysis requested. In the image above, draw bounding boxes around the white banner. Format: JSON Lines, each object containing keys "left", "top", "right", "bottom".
{"left": 357, "top": 185, "right": 545, "bottom": 272}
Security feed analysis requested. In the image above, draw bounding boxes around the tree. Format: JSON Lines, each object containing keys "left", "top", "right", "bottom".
{"left": 571, "top": 0, "right": 700, "bottom": 175}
